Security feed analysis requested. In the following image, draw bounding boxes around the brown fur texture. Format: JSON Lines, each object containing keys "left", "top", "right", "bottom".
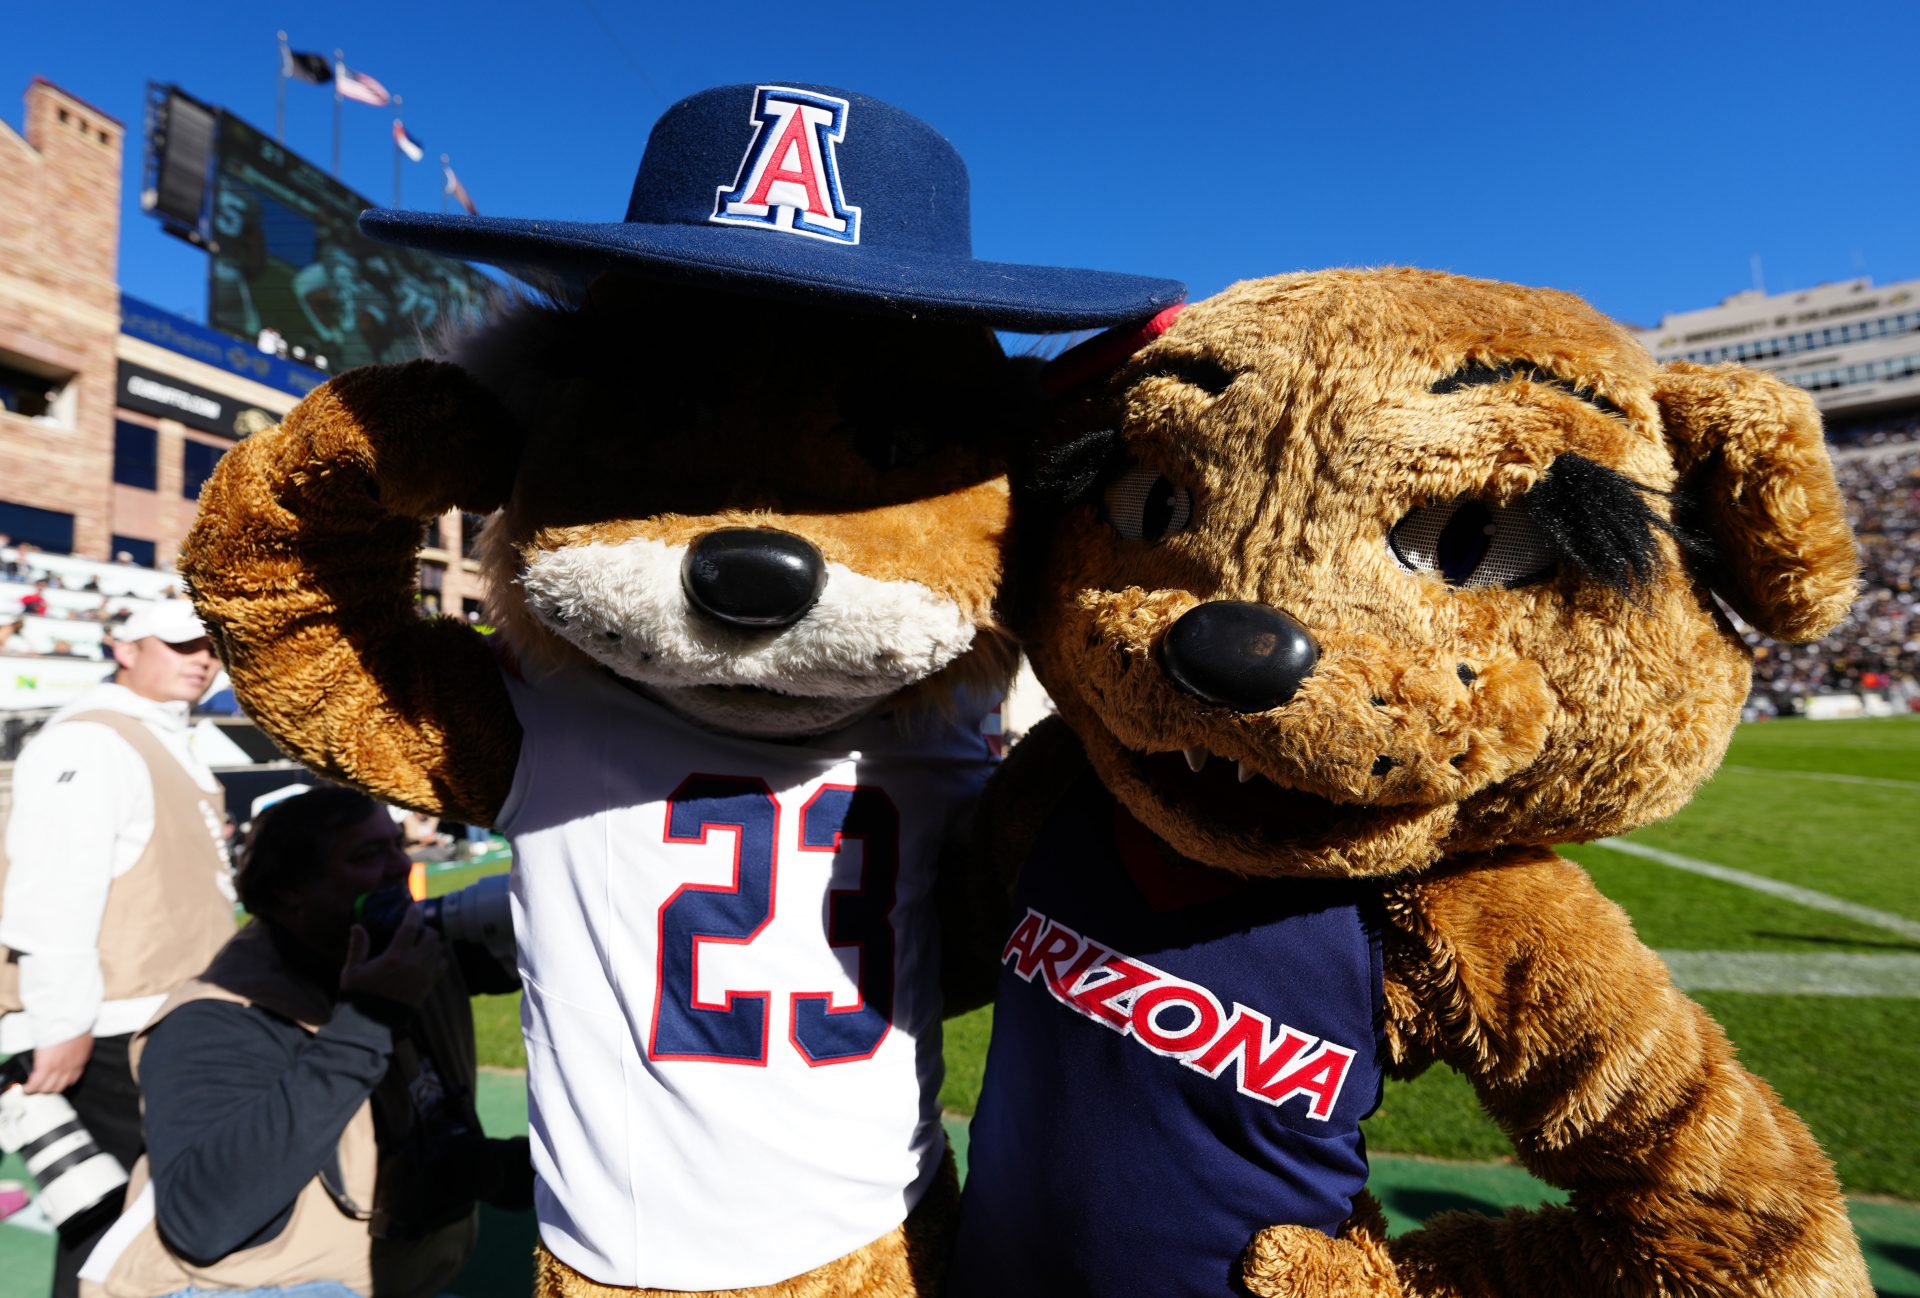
{"left": 975, "top": 269, "right": 1870, "bottom": 1295}
{"left": 182, "top": 359, "right": 524, "bottom": 823}
{"left": 181, "top": 278, "right": 1027, "bottom": 1296}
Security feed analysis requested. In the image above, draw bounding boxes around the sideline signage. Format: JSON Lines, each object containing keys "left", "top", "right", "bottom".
{"left": 115, "top": 361, "right": 275, "bottom": 440}
{"left": 1, "top": 654, "right": 113, "bottom": 710}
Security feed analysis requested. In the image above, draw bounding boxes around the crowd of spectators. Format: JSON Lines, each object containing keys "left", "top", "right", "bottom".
{"left": 1746, "top": 431, "right": 1920, "bottom": 715}
{"left": 1825, "top": 409, "right": 1920, "bottom": 449}
{"left": 1, "top": 536, "right": 180, "bottom": 662}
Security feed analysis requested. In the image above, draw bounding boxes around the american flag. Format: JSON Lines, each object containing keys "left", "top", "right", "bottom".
{"left": 334, "top": 61, "right": 391, "bottom": 107}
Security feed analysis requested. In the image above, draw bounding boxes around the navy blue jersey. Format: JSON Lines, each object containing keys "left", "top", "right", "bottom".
{"left": 948, "top": 776, "right": 1384, "bottom": 1297}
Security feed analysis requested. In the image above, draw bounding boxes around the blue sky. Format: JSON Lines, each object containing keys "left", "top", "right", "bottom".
{"left": 5, "top": 0, "right": 1916, "bottom": 333}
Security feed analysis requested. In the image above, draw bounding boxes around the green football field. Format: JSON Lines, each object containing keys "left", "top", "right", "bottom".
{"left": 6, "top": 716, "right": 1916, "bottom": 1294}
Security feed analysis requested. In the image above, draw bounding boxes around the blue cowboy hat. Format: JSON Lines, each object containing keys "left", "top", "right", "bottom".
{"left": 359, "top": 82, "right": 1185, "bottom": 331}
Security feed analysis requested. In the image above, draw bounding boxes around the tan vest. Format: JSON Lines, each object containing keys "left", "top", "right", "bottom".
{"left": 0, "top": 709, "right": 236, "bottom": 1013}
{"left": 87, "top": 922, "right": 480, "bottom": 1298}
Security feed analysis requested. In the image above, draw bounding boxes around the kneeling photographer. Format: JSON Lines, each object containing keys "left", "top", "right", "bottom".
{"left": 81, "top": 787, "right": 529, "bottom": 1298}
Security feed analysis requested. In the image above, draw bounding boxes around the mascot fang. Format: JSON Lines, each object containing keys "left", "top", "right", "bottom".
{"left": 948, "top": 270, "right": 1873, "bottom": 1298}
{"left": 183, "top": 83, "right": 1181, "bottom": 1298}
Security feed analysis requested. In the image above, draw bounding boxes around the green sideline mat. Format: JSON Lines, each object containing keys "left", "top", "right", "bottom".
{"left": 7, "top": 1070, "right": 1919, "bottom": 1296}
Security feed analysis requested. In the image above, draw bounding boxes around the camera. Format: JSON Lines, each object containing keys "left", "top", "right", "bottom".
{"left": 354, "top": 874, "right": 516, "bottom": 971}
{"left": 0, "top": 1053, "right": 129, "bottom": 1229}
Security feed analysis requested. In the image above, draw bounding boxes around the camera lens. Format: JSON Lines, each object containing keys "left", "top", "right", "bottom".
{"left": 0, "top": 1063, "right": 129, "bottom": 1228}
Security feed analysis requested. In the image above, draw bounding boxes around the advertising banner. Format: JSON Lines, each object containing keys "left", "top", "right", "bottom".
{"left": 121, "top": 295, "right": 325, "bottom": 398}
{"left": 115, "top": 361, "right": 276, "bottom": 439}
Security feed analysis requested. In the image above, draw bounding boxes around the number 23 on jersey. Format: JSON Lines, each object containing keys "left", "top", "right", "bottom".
{"left": 649, "top": 774, "right": 900, "bottom": 1068}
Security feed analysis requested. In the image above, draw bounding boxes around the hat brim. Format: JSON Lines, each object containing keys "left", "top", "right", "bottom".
{"left": 360, "top": 209, "right": 1185, "bottom": 331}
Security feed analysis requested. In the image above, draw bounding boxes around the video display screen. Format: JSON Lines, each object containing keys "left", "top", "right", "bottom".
{"left": 152, "top": 93, "right": 497, "bottom": 370}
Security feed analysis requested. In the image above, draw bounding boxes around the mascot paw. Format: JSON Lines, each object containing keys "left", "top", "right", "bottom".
{"left": 1239, "top": 1224, "right": 1403, "bottom": 1298}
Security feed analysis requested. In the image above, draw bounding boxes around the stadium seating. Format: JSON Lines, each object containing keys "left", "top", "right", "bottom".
{"left": 2, "top": 546, "right": 177, "bottom": 661}
{"left": 1746, "top": 431, "right": 1919, "bottom": 717}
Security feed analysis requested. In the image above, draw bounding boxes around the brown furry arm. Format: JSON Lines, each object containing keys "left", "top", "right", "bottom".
{"left": 939, "top": 714, "right": 1090, "bottom": 1016}
{"left": 1376, "top": 848, "right": 1870, "bottom": 1298}
{"left": 182, "top": 360, "right": 525, "bottom": 825}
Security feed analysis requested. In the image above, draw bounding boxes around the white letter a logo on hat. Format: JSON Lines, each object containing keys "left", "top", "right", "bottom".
{"left": 713, "top": 86, "right": 862, "bottom": 245}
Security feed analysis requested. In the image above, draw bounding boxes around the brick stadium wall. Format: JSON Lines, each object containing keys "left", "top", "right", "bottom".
{"left": 0, "top": 79, "right": 122, "bottom": 560}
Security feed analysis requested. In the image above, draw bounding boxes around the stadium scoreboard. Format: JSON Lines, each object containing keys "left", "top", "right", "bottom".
{"left": 142, "top": 83, "right": 496, "bottom": 371}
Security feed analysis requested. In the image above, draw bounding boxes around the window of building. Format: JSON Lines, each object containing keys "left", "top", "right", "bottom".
{"left": 0, "top": 353, "right": 77, "bottom": 426}
{"left": 110, "top": 534, "right": 157, "bottom": 569}
{"left": 113, "top": 421, "right": 159, "bottom": 490}
{"left": 0, "top": 500, "right": 75, "bottom": 553}
{"left": 182, "top": 440, "right": 225, "bottom": 500}
{"left": 461, "top": 596, "right": 487, "bottom": 621}
{"left": 416, "top": 561, "right": 445, "bottom": 618}
{"left": 460, "top": 512, "right": 486, "bottom": 560}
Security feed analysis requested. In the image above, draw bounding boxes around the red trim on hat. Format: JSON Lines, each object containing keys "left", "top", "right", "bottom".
{"left": 1041, "top": 304, "right": 1188, "bottom": 396}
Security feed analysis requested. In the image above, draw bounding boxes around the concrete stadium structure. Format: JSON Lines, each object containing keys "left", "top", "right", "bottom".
{"left": 1634, "top": 275, "right": 1920, "bottom": 429}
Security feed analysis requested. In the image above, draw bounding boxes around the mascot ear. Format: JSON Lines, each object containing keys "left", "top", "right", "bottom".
{"left": 1655, "top": 360, "right": 1859, "bottom": 643}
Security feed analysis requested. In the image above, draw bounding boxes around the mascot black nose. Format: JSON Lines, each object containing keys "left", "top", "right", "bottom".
{"left": 1161, "top": 600, "right": 1318, "bottom": 712}
{"left": 682, "top": 529, "right": 827, "bottom": 630}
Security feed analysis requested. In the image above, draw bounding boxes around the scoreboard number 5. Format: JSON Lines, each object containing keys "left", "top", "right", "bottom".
{"left": 648, "top": 774, "right": 900, "bottom": 1067}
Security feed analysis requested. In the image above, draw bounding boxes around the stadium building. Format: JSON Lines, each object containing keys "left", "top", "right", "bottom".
{"left": 1636, "top": 276, "right": 1920, "bottom": 719}
{"left": 0, "top": 77, "right": 488, "bottom": 617}
{"left": 1633, "top": 275, "right": 1920, "bottom": 432}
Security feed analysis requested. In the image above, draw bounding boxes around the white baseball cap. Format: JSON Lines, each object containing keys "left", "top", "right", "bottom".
{"left": 116, "top": 600, "right": 209, "bottom": 646}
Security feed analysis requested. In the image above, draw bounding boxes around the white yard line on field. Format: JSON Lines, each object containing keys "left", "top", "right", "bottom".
{"left": 1719, "top": 764, "right": 1920, "bottom": 791}
{"left": 1657, "top": 950, "right": 1920, "bottom": 997}
{"left": 1593, "top": 837, "right": 1920, "bottom": 943}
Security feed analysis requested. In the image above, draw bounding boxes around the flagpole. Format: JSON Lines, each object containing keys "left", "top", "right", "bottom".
{"left": 332, "top": 49, "right": 344, "bottom": 178}
{"left": 276, "top": 31, "right": 288, "bottom": 144}
{"left": 392, "top": 95, "right": 403, "bottom": 207}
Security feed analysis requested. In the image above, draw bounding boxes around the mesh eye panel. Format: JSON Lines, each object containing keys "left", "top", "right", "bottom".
{"left": 1103, "top": 466, "right": 1192, "bottom": 540}
{"left": 1390, "top": 500, "right": 1558, "bottom": 588}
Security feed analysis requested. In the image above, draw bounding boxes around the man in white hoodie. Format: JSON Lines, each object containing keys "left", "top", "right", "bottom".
{"left": 0, "top": 601, "right": 237, "bottom": 1298}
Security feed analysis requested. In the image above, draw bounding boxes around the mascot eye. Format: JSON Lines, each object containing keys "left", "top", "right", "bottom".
{"left": 1390, "top": 499, "right": 1557, "bottom": 589}
{"left": 1103, "top": 465, "right": 1192, "bottom": 542}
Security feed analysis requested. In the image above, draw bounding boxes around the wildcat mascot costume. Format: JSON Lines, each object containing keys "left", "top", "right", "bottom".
{"left": 182, "top": 84, "right": 1180, "bottom": 1298}
{"left": 945, "top": 270, "right": 1873, "bottom": 1297}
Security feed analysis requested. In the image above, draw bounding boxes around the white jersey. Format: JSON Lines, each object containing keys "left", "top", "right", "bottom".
{"left": 496, "top": 663, "right": 994, "bottom": 1289}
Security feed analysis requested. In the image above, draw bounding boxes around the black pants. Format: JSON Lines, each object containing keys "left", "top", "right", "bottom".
{"left": 52, "top": 1033, "right": 143, "bottom": 1298}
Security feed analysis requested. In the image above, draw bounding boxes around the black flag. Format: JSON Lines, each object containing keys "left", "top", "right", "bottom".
{"left": 281, "top": 47, "right": 331, "bottom": 84}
